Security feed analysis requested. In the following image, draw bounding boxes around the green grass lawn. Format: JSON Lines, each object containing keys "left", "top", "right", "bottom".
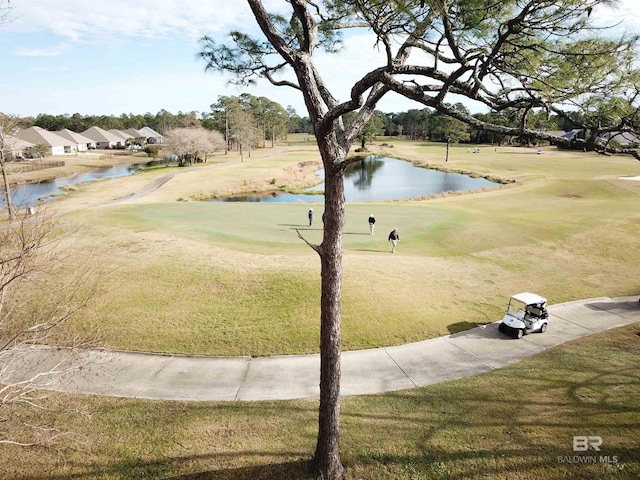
{"left": 47, "top": 138, "right": 640, "bottom": 355}
{"left": 3, "top": 323, "right": 638, "bottom": 479}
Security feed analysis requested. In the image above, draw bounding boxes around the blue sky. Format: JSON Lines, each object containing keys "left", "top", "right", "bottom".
{"left": 1, "top": 0, "right": 639, "bottom": 120}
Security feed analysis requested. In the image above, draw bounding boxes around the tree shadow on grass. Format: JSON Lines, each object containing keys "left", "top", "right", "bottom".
{"left": 351, "top": 248, "right": 389, "bottom": 253}
{"left": 167, "top": 458, "right": 316, "bottom": 480}
{"left": 27, "top": 456, "right": 317, "bottom": 480}
{"left": 18, "top": 369, "right": 640, "bottom": 480}
{"left": 15, "top": 326, "right": 640, "bottom": 480}
{"left": 447, "top": 321, "right": 491, "bottom": 334}
{"left": 337, "top": 348, "right": 640, "bottom": 478}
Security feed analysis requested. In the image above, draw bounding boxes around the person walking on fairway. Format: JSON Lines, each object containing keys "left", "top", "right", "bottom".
{"left": 368, "top": 214, "right": 376, "bottom": 235}
{"left": 308, "top": 208, "right": 314, "bottom": 226}
{"left": 388, "top": 227, "right": 399, "bottom": 253}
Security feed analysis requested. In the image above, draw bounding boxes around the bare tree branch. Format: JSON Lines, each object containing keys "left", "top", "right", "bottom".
{"left": 0, "top": 207, "right": 102, "bottom": 449}
{"left": 295, "top": 229, "right": 321, "bottom": 254}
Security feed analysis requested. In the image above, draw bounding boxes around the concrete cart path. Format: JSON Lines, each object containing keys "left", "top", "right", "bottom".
{"left": 2, "top": 297, "right": 638, "bottom": 402}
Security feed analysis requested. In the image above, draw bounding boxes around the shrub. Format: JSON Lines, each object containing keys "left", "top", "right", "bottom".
{"left": 143, "top": 145, "right": 160, "bottom": 158}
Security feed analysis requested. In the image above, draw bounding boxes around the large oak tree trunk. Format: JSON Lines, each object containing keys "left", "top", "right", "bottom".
{"left": 313, "top": 139, "right": 346, "bottom": 480}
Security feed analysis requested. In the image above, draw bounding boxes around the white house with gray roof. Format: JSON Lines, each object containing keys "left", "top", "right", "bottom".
{"left": 138, "top": 126, "right": 164, "bottom": 144}
{"left": 2, "top": 136, "right": 34, "bottom": 160}
{"left": 122, "top": 128, "right": 145, "bottom": 139}
{"left": 54, "top": 129, "right": 96, "bottom": 151}
{"left": 15, "top": 126, "right": 72, "bottom": 156}
{"left": 108, "top": 129, "right": 132, "bottom": 144}
{"left": 81, "top": 126, "right": 123, "bottom": 149}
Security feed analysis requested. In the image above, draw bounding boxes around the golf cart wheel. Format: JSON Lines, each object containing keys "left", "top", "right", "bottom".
{"left": 516, "top": 329, "right": 524, "bottom": 339}
{"left": 540, "top": 323, "right": 548, "bottom": 333}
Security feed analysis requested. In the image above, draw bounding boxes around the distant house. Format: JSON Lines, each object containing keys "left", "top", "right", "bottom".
{"left": 562, "top": 129, "right": 582, "bottom": 141}
{"left": 539, "top": 130, "right": 566, "bottom": 146}
{"left": 81, "top": 126, "right": 123, "bottom": 149}
{"left": 541, "top": 129, "right": 584, "bottom": 146}
{"left": 15, "top": 126, "right": 72, "bottom": 156}
{"left": 122, "top": 128, "right": 145, "bottom": 139}
{"left": 54, "top": 129, "right": 97, "bottom": 151}
{"left": 599, "top": 131, "right": 640, "bottom": 148}
{"left": 544, "top": 129, "right": 640, "bottom": 149}
{"left": 138, "top": 126, "right": 164, "bottom": 144}
{"left": 2, "top": 135, "right": 34, "bottom": 160}
{"left": 108, "top": 129, "right": 132, "bottom": 145}
{"left": 544, "top": 131, "right": 566, "bottom": 139}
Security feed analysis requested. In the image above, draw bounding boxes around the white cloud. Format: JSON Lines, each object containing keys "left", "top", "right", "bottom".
{"left": 6, "top": 0, "right": 250, "bottom": 42}
{"left": 594, "top": 0, "right": 640, "bottom": 33}
{"left": 2, "top": 0, "right": 639, "bottom": 118}
{"left": 13, "top": 44, "right": 69, "bottom": 57}
{"left": 8, "top": 0, "right": 640, "bottom": 48}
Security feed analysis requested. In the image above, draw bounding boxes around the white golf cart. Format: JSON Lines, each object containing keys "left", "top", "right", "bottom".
{"left": 498, "top": 292, "right": 548, "bottom": 339}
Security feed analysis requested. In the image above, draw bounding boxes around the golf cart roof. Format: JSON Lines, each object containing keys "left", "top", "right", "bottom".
{"left": 510, "top": 292, "right": 547, "bottom": 305}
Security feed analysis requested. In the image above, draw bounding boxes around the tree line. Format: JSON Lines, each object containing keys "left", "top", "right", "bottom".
{"left": 21, "top": 96, "right": 622, "bottom": 154}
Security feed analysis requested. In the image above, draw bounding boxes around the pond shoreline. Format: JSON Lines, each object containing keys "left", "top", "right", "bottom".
{"left": 6, "top": 152, "right": 146, "bottom": 186}
{"left": 206, "top": 154, "right": 512, "bottom": 203}
{"left": 3, "top": 142, "right": 523, "bottom": 214}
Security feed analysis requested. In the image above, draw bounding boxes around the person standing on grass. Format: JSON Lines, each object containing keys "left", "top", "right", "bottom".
{"left": 368, "top": 214, "right": 376, "bottom": 235}
{"left": 388, "top": 227, "right": 399, "bottom": 253}
{"left": 308, "top": 208, "right": 314, "bottom": 226}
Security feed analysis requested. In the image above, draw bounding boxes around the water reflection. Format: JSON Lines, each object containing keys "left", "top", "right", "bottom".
{"left": 3, "top": 163, "right": 144, "bottom": 208}
{"left": 216, "top": 156, "right": 496, "bottom": 203}
{"left": 3, "top": 155, "right": 499, "bottom": 208}
{"left": 345, "top": 156, "right": 385, "bottom": 190}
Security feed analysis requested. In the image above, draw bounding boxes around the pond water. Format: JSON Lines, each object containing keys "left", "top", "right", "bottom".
{"left": 3, "top": 155, "right": 498, "bottom": 209}
{"left": 215, "top": 155, "right": 497, "bottom": 203}
{"left": 4, "top": 163, "right": 144, "bottom": 208}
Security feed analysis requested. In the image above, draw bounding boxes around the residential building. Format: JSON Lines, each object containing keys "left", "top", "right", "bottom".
{"left": 122, "top": 128, "right": 145, "bottom": 139}
{"left": 600, "top": 131, "right": 640, "bottom": 148}
{"left": 81, "top": 126, "right": 123, "bottom": 149}
{"left": 55, "top": 129, "right": 97, "bottom": 151}
{"left": 15, "top": 126, "right": 72, "bottom": 156}
{"left": 138, "top": 126, "right": 164, "bottom": 144}
{"left": 2, "top": 135, "right": 34, "bottom": 160}
{"left": 108, "top": 129, "right": 132, "bottom": 144}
